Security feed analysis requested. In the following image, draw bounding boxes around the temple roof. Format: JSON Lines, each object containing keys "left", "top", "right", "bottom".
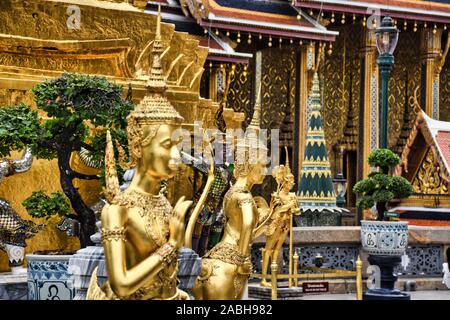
{"left": 293, "top": 0, "right": 450, "bottom": 24}
{"left": 398, "top": 110, "right": 450, "bottom": 183}
{"left": 145, "top": 1, "right": 252, "bottom": 63}
{"left": 180, "top": 0, "right": 338, "bottom": 41}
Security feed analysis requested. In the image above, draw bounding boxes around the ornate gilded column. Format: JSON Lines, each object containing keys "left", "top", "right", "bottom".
{"left": 420, "top": 29, "right": 443, "bottom": 119}
{"left": 359, "top": 29, "right": 379, "bottom": 179}
{"left": 358, "top": 29, "right": 378, "bottom": 222}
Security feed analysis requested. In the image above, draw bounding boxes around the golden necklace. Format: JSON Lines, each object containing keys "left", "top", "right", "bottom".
{"left": 112, "top": 189, "right": 172, "bottom": 246}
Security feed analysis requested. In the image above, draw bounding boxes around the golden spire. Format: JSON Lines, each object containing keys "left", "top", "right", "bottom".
{"left": 285, "top": 146, "right": 290, "bottom": 170}
{"left": 128, "top": 5, "right": 184, "bottom": 125}
{"left": 146, "top": 5, "right": 166, "bottom": 92}
{"left": 248, "top": 83, "right": 262, "bottom": 132}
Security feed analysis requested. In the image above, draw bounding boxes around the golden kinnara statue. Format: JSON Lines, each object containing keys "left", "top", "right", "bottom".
{"left": 87, "top": 10, "right": 195, "bottom": 300}
{"left": 260, "top": 148, "right": 300, "bottom": 288}
{"left": 192, "top": 90, "right": 269, "bottom": 300}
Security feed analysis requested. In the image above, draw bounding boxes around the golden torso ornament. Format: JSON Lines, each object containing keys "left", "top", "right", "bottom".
{"left": 87, "top": 190, "right": 182, "bottom": 300}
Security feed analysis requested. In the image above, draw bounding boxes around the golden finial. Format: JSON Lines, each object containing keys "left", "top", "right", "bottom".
{"left": 284, "top": 146, "right": 290, "bottom": 170}
{"left": 104, "top": 130, "right": 120, "bottom": 203}
{"left": 248, "top": 83, "right": 262, "bottom": 132}
{"left": 128, "top": 4, "right": 183, "bottom": 126}
{"left": 146, "top": 4, "right": 166, "bottom": 91}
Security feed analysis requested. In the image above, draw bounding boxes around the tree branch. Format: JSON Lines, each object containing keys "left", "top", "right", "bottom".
{"left": 70, "top": 170, "right": 99, "bottom": 180}
{"left": 66, "top": 214, "right": 80, "bottom": 221}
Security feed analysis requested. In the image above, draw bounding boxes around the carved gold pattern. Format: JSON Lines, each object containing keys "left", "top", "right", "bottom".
{"left": 101, "top": 227, "right": 126, "bottom": 242}
{"left": 319, "top": 24, "right": 362, "bottom": 165}
{"left": 112, "top": 190, "right": 172, "bottom": 247}
{"left": 440, "top": 58, "right": 450, "bottom": 121}
{"left": 388, "top": 31, "right": 421, "bottom": 149}
{"left": 411, "top": 148, "right": 448, "bottom": 195}
{"left": 228, "top": 63, "right": 254, "bottom": 127}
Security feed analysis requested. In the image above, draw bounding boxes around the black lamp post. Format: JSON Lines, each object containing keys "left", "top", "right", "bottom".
{"left": 333, "top": 144, "right": 347, "bottom": 207}
{"left": 375, "top": 16, "right": 399, "bottom": 150}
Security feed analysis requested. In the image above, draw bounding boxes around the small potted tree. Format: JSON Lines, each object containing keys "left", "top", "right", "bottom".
{"left": 353, "top": 148, "right": 413, "bottom": 300}
{"left": 21, "top": 190, "right": 78, "bottom": 300}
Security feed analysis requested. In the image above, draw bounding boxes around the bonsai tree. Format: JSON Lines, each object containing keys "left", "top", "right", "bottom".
{"left": 353, "top": 148, "right": 413, "bottom": 221}
{"left": 0, "top": 73, "right": 133, "bottom": 247}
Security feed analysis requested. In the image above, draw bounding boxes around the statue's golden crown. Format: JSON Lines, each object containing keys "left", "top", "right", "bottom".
{"left": 127, "top": 6, "right": 184, "bottom": 126}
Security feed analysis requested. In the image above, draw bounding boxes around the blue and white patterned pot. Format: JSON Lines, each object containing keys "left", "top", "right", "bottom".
{"left": 27, "top": 254, "right": 75, "bottom": 300}
{"left": 360, "top": 220, "right": 408, "bottom": 256}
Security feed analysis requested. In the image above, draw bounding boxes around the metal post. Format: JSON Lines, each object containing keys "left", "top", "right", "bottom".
{"left": 356, "top": 255, "right": 363, "bottom": 300}
{"left": 377, "top": 54, "right": 394, "bottom": 149}
{"left": 288, "top": 214, "right": 293, "bottom": 287}
{"left": 293, "top": 249, "right": 299, "bottom": 287}
{"left": 271, "top": 261, "right": 278, "bottom": 300}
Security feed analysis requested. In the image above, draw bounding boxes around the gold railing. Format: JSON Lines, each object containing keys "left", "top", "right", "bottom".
{"left": 251, "top": 256, "right": 363, "bottom": 300}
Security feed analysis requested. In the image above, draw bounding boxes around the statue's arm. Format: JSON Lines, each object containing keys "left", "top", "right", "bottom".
{"left": 102, "top": 205, "right": 173, "bottom": 297}
{"left": 238, "top": 194, "right": 257, "bottom": 255}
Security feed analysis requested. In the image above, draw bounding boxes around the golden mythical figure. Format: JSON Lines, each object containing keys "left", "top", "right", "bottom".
{"left": 192, "top": 90, "right": 270, "bottom": 300}
{"left": 86, "top": 10, "right": 211, "bottom": 300}
{"left": 260, "top": 148, "right": 300, "bottom": 287}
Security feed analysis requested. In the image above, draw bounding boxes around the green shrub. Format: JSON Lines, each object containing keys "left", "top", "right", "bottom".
{"left": 22, "top": 190, "right": 71, "bottom": 219}
{"left": 368, "top": 148, "right": 400, "bottom": 169}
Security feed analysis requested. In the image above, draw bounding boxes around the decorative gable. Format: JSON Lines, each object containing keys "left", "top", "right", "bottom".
{"left": 411, "top": 148, "right": 448, "bottom": 195}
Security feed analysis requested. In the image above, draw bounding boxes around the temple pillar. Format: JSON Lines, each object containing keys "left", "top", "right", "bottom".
{"left": 420, "top": 29, "right": 443, "bottom": 119}
{"left": 358, "top": 29, "right": 378, "bottom": 222}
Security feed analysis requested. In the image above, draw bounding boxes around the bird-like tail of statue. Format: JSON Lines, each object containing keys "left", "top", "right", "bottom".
{"left": 104, "top": 130, "right": 121, "bottom": 203}
{"left": 184, "top": 145, "right": 215, "bottom": 249}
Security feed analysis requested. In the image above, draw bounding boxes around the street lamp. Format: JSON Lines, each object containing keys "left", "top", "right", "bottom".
{"left": 375, "top": 16, "right": 399, "bottom": 149}
{"left": 333, "top": 144, "right": 347, "bottom": 207}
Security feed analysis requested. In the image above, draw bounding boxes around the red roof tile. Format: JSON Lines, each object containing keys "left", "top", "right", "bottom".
{"left": 435, "top": 131, "right": 450, "bottom": 171}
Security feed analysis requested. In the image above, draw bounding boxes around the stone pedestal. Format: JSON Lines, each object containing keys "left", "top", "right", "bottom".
{"left": 177, "top": 247, "right": 202, "bottom": 298}
{"left": 363, "top": 255, "right": 410, "bottom": 300}
{"left": 68, "top": 221, "right": 107, "bottom": 300}
{"left": 0, "top": 273, "right": 27, "bottom": 300}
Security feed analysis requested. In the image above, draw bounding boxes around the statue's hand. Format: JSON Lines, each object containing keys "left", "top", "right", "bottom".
{"left": 169, "top": 196, "right": 193, "bottom": 249}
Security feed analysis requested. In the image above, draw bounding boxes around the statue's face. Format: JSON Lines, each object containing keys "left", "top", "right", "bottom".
{"left": 249, "top": 154, "right": 268, "bottom": 185}
{"left": 141, "top": 124, "right": 182, "bottom": 180}
{"left": 284, "top": 174, "right": 295, "bottom": 191}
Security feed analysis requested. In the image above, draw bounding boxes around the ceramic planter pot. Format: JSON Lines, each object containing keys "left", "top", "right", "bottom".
{"left": 360, "top": 220, "right": 408, "bottom": 256}
{"left": 27, "top": 254, "right": 75, "bottom": 300}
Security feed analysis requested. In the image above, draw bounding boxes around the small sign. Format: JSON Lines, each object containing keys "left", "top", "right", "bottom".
{"left": 384, "top": 211, "right": 400, "bottom": 219}
{"left": 302, "top": 282, "right": 329, "bottom": 293}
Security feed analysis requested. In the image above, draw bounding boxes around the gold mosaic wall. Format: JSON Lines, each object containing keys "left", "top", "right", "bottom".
{"left": 387, "top": 31, "right": 422, "bottom": 148}
{"left": 320, "top": 24, "right": 362, "bottom": 170}
{"left": 227, "top": 63, "right": 254, "bottom": 127}
{"left": 440, "top": 58, "right": 450, "bottom": 121}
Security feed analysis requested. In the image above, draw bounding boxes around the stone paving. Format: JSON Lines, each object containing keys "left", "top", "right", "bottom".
{"left": 291, "top": 290, "right": 450, "bottom": 300}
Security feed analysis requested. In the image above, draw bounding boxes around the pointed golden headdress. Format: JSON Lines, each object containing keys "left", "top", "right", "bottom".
{"left": 127, "top": 5, "right": 184, "bottom": 126}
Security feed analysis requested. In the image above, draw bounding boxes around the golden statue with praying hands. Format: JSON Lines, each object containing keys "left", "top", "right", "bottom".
{"left": 86, "top": 9, "right": 213, "bottom": 300}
